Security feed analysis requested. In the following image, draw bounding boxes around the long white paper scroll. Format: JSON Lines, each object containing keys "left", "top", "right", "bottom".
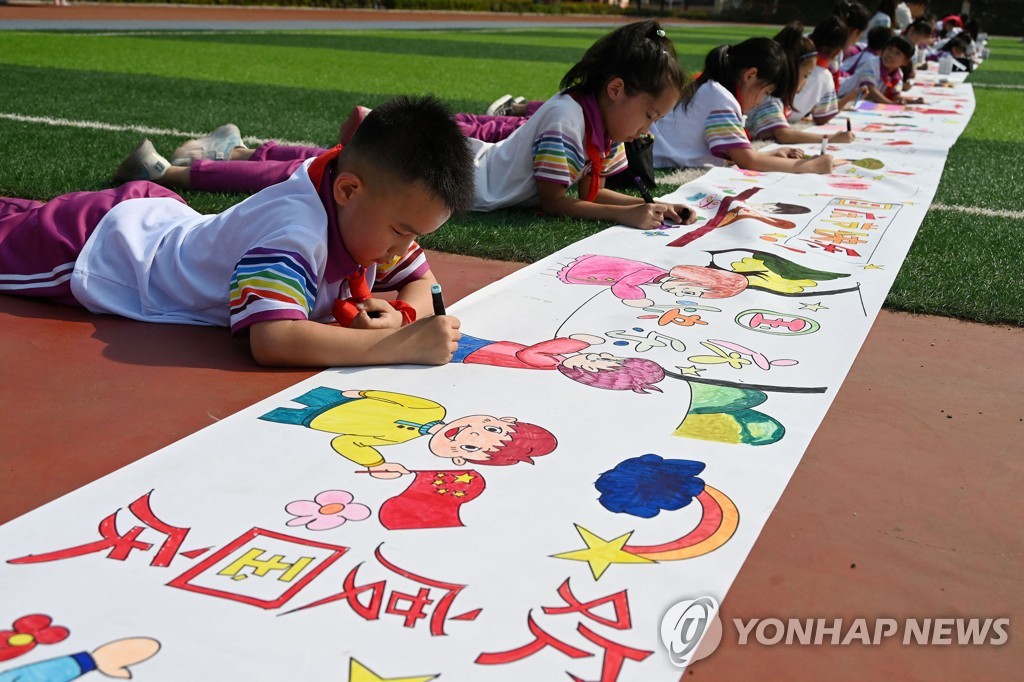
{"left": 0, "top": 74, "right": 976, "bottom": 681}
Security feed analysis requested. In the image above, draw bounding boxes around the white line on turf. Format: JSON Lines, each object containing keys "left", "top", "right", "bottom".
{"left": 0, "top": 112, "right": 315, "bottom": 149}
{"left": 971, "top": 83, "right": 1024, "bottom": 90}
{"left": 931, "top": 203, "right": 1024, "bottom": 220}
{"left": 5, "top": 112, "right": 1023, "bottom": 220}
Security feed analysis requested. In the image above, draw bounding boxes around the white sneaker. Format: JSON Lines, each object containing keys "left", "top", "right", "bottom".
{"left": 485, "top": 94, "right": 513, "bottom": 116}
{"left": 112, "top": 139, "right": 171, "bottom": 184}
{"left": 170, "top": 124, "right": 245, "bottom": 166}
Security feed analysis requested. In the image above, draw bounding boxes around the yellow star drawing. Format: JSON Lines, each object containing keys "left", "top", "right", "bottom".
{"left": 552, "top": 524, "right": 654, "bottom": 580}
{"left": 349, "top": 657, "right": 437, "bottom": 682}
{"left": 862, "top": 263, "right": 884, "bottom": 270}
{"left": 799, "top": 302, "right": 828, "bottom": 312}
{"left": 675, "top": 365, "right": 704, "bottom": 377}
{"left": 453, "top": 473, "right": 475, "bottom": 483}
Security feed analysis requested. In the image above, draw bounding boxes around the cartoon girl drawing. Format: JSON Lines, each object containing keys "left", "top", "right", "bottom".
{"left": 453, "top": 334, "right": 665, "bottom": 394}
{"left": 556, "top": 250, "right": 853, "bottom": 309}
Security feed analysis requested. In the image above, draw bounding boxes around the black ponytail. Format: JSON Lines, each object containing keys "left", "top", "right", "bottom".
{"left": 683, "top": 38, "right": 791, "bottom": 110}
{"left": 773, "top": 22, "right": 816, "bottom": 107}
{"left": 561, "top": 20, "right": 686, "bottom": 99}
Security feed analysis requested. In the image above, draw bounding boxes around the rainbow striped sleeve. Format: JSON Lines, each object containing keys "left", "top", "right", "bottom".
{"left": 705, "top": 108, "right": 751, "bottom": 159}
{"left": 373, "top": 241, "right": 429, "bottom": 292}
{"left": 532, "top": 130, "right": 588, "bottom": 186}
{"left": 229, "top": 247, "right": 318, "bottom": 335}
{"left": 746, "top": 97, "right": 789, "bottom": 140}
{"left": 601, "top": 142, "right": 628, "bottom": 177}
{"left": 811, "top": 88, "right": 839, "bottom": 121}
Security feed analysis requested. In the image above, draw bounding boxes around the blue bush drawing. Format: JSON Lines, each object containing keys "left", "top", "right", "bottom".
{"left": 595, "top": 454, "right": 706, "bottom": 518}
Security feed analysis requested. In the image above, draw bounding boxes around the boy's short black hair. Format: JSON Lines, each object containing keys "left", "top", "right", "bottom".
{"left": 339, "top": 95, "right": 475, "bottom": 215}
{"left": 944, "top": 34, "right": 971, "bottom": 55}
{"left": 886, "top": 35, "right": 915, "bottom": 60}
{"left": 867, "top": 25, "right": 894, "bottom": 51}
{"left": 809, "top": 15, "right": 851, "bottom": 56}
{"left": 906, "top": 19, "right": 933, "bottom": 38}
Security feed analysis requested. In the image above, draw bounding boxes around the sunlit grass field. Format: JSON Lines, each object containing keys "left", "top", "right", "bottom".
{"left": 1, "top": 25, "right": 1021, "bottom": 325}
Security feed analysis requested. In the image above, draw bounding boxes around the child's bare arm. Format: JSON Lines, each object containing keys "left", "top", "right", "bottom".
{"left": 837, "top": 85, "right": 866, "bottom": 110}
{"left": 864, "top": 83, "right": 899, "bottom": 105}
{"left": 248, "top": 316, "right": 460, "bottom": 367}
{"left": 393, "top": 269, "right": 439, "bottom": 321}
{"left": 536, "top": 178, "right": 677, "bottom": 230}
{"left": 728, "top": 147, "right": 834, "bottom": 174}
{"left": 773, "top": 127, "right": 855, "bottom": 145}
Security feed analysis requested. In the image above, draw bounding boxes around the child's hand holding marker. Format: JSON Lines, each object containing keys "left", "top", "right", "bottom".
{"left": 630, "top": 176, "right": 698, "bottom": 230}
{"left": 431, "top": 283, "right": 446, "bottom": 316}
{"left": 798, "top": 153, "right": 834, "bottom": 174}
{"left": 828, "top": 119, "right": 856, "bottom": 144}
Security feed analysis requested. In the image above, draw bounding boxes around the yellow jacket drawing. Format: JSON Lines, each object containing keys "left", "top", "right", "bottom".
{"left": 259, "top": 388, "right": 446, "bottom": 467}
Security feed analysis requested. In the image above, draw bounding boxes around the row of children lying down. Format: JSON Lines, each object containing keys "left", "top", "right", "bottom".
{"left": 113, "top": 16, "right": 954, "bottom": 228}
{"left": 0, "top": 19, "right": 953, "bottom": 370}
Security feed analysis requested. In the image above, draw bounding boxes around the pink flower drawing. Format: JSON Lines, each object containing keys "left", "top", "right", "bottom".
{"left": 285, "top": 490, "right": 371, "bottom": 531}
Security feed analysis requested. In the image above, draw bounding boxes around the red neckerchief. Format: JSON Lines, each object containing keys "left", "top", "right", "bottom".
{"left": 567, "top": 91, "right": 608, "bottom": 202}
{"left": 881, "top": 67, "right": 902, "bottom": 99}
{"left": 818, "top": 53, "right": 841, "bottom": 93}
{"left": 308, "top": 146, "right": 416, "bottom": 328}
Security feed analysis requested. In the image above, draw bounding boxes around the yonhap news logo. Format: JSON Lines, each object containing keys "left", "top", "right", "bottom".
{"left": 660, "top": 596, "right": 723, "bottom": 667}
{"left": 659, "top": 597, "right": 1010, "bottom": 667}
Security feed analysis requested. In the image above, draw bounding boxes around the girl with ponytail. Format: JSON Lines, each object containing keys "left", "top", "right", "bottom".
{"left": 789, "top": 15, "right": 859, "bottom": 125}
{"left": 747, "top": 23, "right": 856, "bottom": 145}
{"left": 651, "top": 38, "right": 834, "bottom": 174}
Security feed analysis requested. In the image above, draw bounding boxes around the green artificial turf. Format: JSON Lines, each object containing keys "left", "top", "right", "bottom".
{"left": 887, "top": 210, "right": 1024, "bottom": 324}
{"left": 0, "top": 26, "right": 1021, "bottom": 325}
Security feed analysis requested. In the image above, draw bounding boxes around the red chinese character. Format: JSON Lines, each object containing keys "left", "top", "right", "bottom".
{"left": 802, "top": 240, "right": 862, "bottom": 257}
{"left": 478, "top": 579, "right": 653, "bottom": 682}
{"left": 542, "top": 579, "right": 631, "bottom": 630}
{"left": 8, "top": 492, "right": 189, "bottom": 567}
{"left": 284, "top": 544, "right": 480, "bottom": 635}
{"left": 476, "top": 611, "right": 592, "bottom": 664}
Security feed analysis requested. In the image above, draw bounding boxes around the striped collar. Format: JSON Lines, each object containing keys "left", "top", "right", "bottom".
{"left": 308, "top": 145, "right": 361, "bottom": 285}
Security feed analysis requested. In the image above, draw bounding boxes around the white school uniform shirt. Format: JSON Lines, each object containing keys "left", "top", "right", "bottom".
{"left": 788, "top": 65, "right": 839, "bottom": 123}
{"left": 651, "top": 80, "right": 751, "bottom": 169}
{"left": 71, "top": 161, "right": 411, "bottom": 335}
{"left": 838, "top": 50, "right": 881, "bottom": 97}
{"left": 866, "top": 11, "right": 893, "bottom": 33}
{"left": 469, "top": 93, "right": 626, "bottom": 211}
{"left": 895, "top": 3, "right": 913, "bottom": 30}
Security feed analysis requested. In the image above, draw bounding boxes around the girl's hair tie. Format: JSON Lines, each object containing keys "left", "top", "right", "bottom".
{"left": 655, "top": 29, "right": 666, "bottom": 38}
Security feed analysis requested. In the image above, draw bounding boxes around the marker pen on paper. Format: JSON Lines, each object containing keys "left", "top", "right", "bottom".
{"left": 821, "top": 135, "right": 828, "bottom": 156}
{"left": 633, "top": 176, "right": 655, "bottom": 204}
{"left": 847, "top": 118, "right": 852, "bottom": 133}
{"left": 431, "top": 283, "right": 446, "bottom": 316}
{"left": 634, "top": 175, "right": 692, "bottom": 222}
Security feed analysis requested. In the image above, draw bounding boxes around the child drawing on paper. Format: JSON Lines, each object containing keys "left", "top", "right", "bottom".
{"left": 260, "top": 388, "right": 556, "bottom": 478}
{"left": 0, "top": 638, "right": 159, "bottom": 681}
{"left": 453, "top": 333, "right": 664, "bottom": 393}
{"left": 557, "top": 250, "right": 851, "bottom": 308}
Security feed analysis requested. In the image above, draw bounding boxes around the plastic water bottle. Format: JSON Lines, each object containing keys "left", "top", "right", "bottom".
{"left": 938, "top": 54, "right": 953, "bottom": 75}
